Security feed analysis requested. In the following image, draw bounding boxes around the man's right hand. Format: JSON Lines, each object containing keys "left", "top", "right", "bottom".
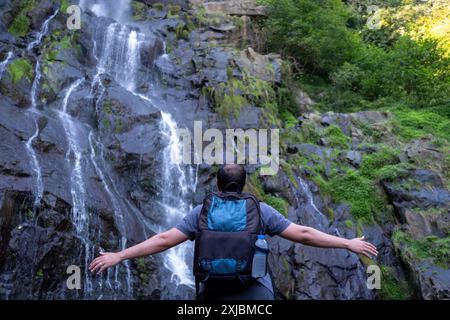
{"left": 89, "top": 252, "right": 122, "bottom": 274}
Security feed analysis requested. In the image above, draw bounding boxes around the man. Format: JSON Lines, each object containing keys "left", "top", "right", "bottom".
{"left": 90, "top": 164, "right": 378, "bottom": 300}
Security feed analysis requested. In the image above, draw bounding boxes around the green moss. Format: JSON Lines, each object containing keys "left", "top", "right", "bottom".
{"left": 102, "top": 118, "right": 111, "bottom": 129}
{"left": 344, "top": 219, "right": 354, "bottom": 229}
{"left": 175, "top": 23, "right": 190, "bottom": 40}
{"left": 323, "top": 125, "right": 351, "bottom": 148}
{"left": 7, "top": 0, "right": 38, "bottom": 37}
{"left": 247, "top": 171, "right": 289, "bottom": 217}
{"left": 281, "top": 111, "right": 297, "bottom": 129}
{"left": 152, "top": 3, "right": 164, "bottom": 11}
{"left": 59, "top": 35, "right": 72, "bottom": 49}
{"left": 393, "top": 231, "right": 450, "bottom": 269}
{"left": 8, "top": 15, "right": 30, "bottom": 37}
{"left": 299, "top": 122, "right": 321, "bottom": 144}
{"left": 36, "top": 269, "right": 44, "bottom": 278}
{"left": 115, "top": 120, "right": 124, "bottom": 134}
{"left": 322, "top": 169, "right": 385, "bottom": 221}
{"left": 264, "top": 195, "right": 289, "bottom": 217}
{"left": 60, "top": 0, "right": 70, "bottom": 12}
{"left": 168, "top": 4, "right": 181, "bottom": 18}
{"left": 103, "top": 100, "right": 113, "bottom": 115}
{"left": 360, "top": 146, "right": 401, "bottom": 180}
{"left": 206, "top": 71, "right": 279, "bottom": 125}
{"left": 378, "top": 265, "right": 412, "bottom": 300}
{"left": 7, "top": 58, "right": 34, "bottom": 84}
{"left": 391, "top": 106, "right": 450, "bottom": 142}
{"left": 131, "top": 0, "right": 147, "bottom": 21}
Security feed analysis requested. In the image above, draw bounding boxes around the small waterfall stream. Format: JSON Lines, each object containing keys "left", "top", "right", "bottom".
{"left": 0, "top": 51, "right": 13, "bottom": 79}
{"left": 25, "top": 60, "right": 44, "bottom": 208}
{"left": 27, "top": 9, "right": 59, "bottom": 51}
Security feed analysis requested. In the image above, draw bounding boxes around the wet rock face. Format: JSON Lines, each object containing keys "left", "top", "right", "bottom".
{"left": 1, "top": 0, "right": 449, "bottom": 300}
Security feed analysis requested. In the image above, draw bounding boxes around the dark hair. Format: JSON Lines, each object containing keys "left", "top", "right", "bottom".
{"left": 217, "top": 164, "right": 246, "bottom": 193}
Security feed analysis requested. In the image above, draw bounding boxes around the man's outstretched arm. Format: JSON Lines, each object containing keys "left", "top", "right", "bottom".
{"left": 280, "top": 224, "right": 378, "bottom": 258}
{"left": 89, "top": 228, "right": 188, "bottom": 274}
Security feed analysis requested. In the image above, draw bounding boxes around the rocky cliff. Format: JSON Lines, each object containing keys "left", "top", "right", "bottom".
{"left": 0, "top": 0, "right": 448, "bottom": 300}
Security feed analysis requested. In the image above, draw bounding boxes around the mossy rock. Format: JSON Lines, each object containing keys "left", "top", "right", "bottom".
{"left": 7, "top": 58, "right": 34, "bottom": 84}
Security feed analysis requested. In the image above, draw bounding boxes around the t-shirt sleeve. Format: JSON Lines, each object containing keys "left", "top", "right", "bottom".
{"left": 175, "top": 205, "right": 202, "bottom": 241}
{"left": 260, "top": 202, "right": 292, "bottom": 236}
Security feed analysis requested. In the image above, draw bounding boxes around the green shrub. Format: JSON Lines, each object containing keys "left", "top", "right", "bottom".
{"left": 391, "top": 106, "right": 450, "bottom": 141}
{"left": 8, "top": 15, "right": 30, "bottom": 37}
{"left": 261, "top": 0, "right": 362, "bottom": 76}
{"left": 131, "top": 1, "right": 147, "bottom": 21}
{"left": 378, "top": 265, "right": 412, "bottom": 300}
{"left": 324, "top": 169, "right": 385, "bottom": 221}
{"left": 360, "top": 146, "right": 400, "bottom": 179}
{"left": 393, "top": 231, "right": 450, "bottom": 269}
{"left": 323, "top": 125, "right": 351, "bottom": 148}
{"left": 7, "top": 0, "right": 38, "bottom": 37}
{"left": 7, "top": 58, "right": 34, "bottom": 84}
{"left": 264, "top": 195, "right": 289, "bottom": 217}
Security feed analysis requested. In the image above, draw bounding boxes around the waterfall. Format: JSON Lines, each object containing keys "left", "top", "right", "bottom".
{"left": 57, "top": 78, "right": 96, "bottom": 297}
{"left": 27, "top": 9, "right": 59, "bottom": 51}
{"left": 159, "top": 112, "right": 196, "bottom": 289}
{"left": 298, "top": 177, "right": 341, "bottom": 236}
{"left": 0, "top": 51, "right": 13, "bottom": 79}
{"left": 30, "top": 61, "right": 41, "bottom": 108}
{"left": 25, "top": 61, "right": 44, "bottom": 208}
{"left": 88, "top": 131, "right": 133, "bottom": 296}
{"left": 98, "top": 23, "right": 143, "bottom": 91}
{"left": 88, "top": 0, "right": 197, "bottom": 296}
{"left": 298, "top": 178, "right": 326, "bottom": 219}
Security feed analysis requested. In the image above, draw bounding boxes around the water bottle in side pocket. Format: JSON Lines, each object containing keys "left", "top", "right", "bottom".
{"left": 252, "top": 234, "right": 268, "bottom": 278}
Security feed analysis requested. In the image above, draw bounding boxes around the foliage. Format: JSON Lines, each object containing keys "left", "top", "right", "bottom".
{"left": 131, "top": 1, "right": 147, "bottom": 21}
{"left": 7, "top": 58, "right": 34, "bottom": 84}
{"left": 7, "top": 0, "right": 37, "bottom": 37}
{"left": 261, "top": 0, "right": 450, "bottom": 109}
{"left": 390, "top": 106, "right": 450, "bottom": 141}
{"left": 261, "top": 0, "right": 362, "bottom": 75}
{"left": 378, "top": 265, "right": 412, "bottom": 300}
{"left": 320, "top": 169, "right": 385, "bottom": 221}
{"left": 205, "top": 71, "right": 278, "bottom": 124}
{"left": 247, "top": 172, "right": 289, "bottom": 217}
{"left": 323, "top": 125, "right": 351, "bottom": 148}
{"left": 393, "top": 231, "right": 450, "bottom": 269}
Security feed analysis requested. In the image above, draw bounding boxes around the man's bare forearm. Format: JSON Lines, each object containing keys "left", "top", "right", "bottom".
{"left": 280, "top": 224, "right": 378, "bottom": 258}
{"left": 118, "top": 228, "right": 188, "bottom": 261}
{"left": 118, "top": 234, "right": 169, "bottom": 261}
{"left": 299, "top": 226, "right": 350, "bottom": 249}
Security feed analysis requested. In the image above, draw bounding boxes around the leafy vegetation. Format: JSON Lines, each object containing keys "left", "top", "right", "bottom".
{"left": 7, "top": 58, "right": 34, "bottom": 84}
{"left": 246, "top": 172, "right": 289, "bottom": 217}
{"left": 378, "top": 265, "right": 412, "bottom": 300}
{"left": 393, "top": 231, "right": 450, "bottom": 269}
{"left": 131, "top": 0, "right": 147, "bottom": 21}
{"left": 7, "top": 0, "right": 38, "bottom": 37}
{"left": 260, "top": 0, "right": 450, "bottom": 111}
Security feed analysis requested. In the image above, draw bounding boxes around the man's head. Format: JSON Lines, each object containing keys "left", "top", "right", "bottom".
{"left": 217, "top": 164, "right": 246, "bottom": 193}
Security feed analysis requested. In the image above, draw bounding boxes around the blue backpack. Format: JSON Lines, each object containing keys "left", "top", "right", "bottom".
{"left": 193, "top": 191, "right": 265, "bottom": 291}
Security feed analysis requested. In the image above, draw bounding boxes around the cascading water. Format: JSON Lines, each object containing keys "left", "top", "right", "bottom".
{"left": 57, "top": 78, "right": 96, "bottom": 297}
{"left": 88, "top": 131, "right": 133, "bottom": 296}
{"left": 25, "top": 61, "right": 44, "bottom": 208}
{"left": 82, "top": 0, "right": 197, "bottom": 297}
{"left": 97, "top": 23, "right": 143, "bottom": 92}
{"left": 27, "top": 9, "right": 59, "bottom": 51}
{"left": 0, "top": 51, "right": 13, "bottom": 79}
{"left": 159, "top": 112, "right": 196, "bottom": 290}
{"left": 298, "top": 177, "right": 341, "bottom": 236}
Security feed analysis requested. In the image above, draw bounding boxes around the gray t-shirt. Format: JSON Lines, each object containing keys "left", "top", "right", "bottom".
{"left": 175, "top": 202, "right": 292, "bottom": 293}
